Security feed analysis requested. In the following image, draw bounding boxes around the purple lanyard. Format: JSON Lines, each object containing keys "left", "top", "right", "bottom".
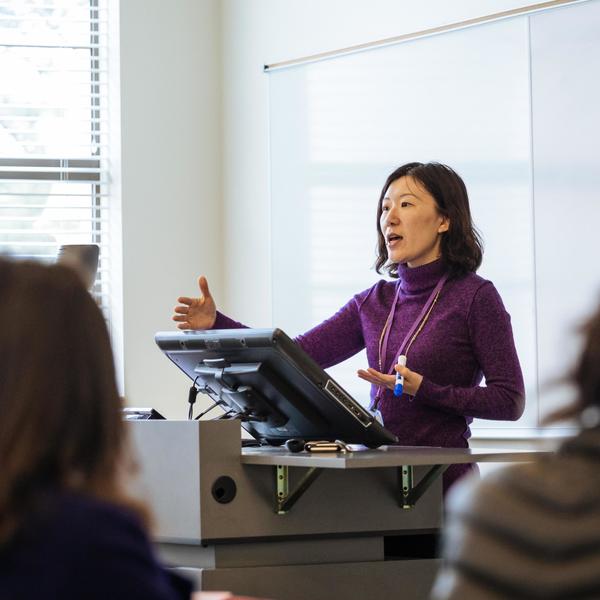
{"left": 379, "top": 274, "right": 448, "bottom": 374}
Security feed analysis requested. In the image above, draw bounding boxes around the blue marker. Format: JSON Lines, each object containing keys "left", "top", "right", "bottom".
{"left": 394, "top": 355, "right": 407, "bottom": 397}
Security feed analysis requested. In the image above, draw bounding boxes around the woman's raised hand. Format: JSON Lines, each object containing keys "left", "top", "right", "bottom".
{"left": 172, "top": 276, "right": 217, "bottom": 330}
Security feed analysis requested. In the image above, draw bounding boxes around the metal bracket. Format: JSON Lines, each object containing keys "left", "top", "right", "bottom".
{"left": 275, "top": 462, "right": 447, "bottom": 513}
{"left": 399, "top": 464, "right": 449, "bottom": 509}
{"left": 276, "top": 465, "right": 323, "bottom": 514}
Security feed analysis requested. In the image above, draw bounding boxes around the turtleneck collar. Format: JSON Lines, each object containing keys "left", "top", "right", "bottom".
{"left": 396, "top": 258, "right": 447, "bottom": 295}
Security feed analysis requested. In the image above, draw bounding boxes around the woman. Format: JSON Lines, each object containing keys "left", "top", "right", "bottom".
{"left": 173, "top": 162, "right": 525, "bottom": 491}
{"left": 0, "top": 259, "right": 250, "bottom": 600}
{"left": 432, "top": 303, "right": 600, "bottom": 599}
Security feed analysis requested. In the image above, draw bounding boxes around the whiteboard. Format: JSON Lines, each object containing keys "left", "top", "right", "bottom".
{"left": 268, "top": 0, "right": 600, "bottom": 436}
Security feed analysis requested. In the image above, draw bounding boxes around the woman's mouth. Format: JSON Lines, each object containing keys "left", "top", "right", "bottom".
{"left": 386, "top": 234, "right": 403, "bottom": 247}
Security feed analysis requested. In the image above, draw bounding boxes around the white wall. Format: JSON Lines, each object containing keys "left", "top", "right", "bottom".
{"left": 119, "top": 0, "right": 222, "bottom": 417}
{"left": 220, "top": 0, "right": 536, "bottom": 328}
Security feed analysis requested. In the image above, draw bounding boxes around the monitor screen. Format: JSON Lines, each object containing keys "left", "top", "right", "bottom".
{"left": 155, "top": 328, "right": 398, "bottom": 448}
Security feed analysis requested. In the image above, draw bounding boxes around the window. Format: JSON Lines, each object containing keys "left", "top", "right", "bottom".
{"left": 0, "top": 0, "right": 111, "bottom": 318}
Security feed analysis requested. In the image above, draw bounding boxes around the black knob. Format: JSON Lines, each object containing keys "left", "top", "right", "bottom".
{"left": 211, "top": 476, "right": 237, "bottom": 504}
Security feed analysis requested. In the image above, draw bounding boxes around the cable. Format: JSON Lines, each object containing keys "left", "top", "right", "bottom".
{"left": 188, "top": 376, "right": 265, "bottom": 424}
{"left": 212, "top": 409, "right": 236, "bottom": 420}
{"left": 187, "top": 376, "right": 201, "bottom": 420}
{"left": 194, "top": 400, "right": 223, "bottom": 420}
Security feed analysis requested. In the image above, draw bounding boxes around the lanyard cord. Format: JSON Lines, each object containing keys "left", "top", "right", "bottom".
{"left": 373, "top": 277, "right": 446, "bottom": 409}
{"left": 400, "top": 287, "right": 441, "bottom": 361}
{"left": 377, "top": 287, "right": 441, "bottom": 371}
{"left": 377, "top": 311, "right": 395, "bottom": 370}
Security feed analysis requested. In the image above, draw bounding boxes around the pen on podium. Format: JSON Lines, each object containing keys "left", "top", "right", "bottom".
{"left": 394, "top": 355, "right": 407, "bottom": 397}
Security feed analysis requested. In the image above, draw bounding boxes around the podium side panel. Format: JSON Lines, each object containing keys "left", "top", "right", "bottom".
{"left": 127, "top": 420, "right": 203, "bottom": 542}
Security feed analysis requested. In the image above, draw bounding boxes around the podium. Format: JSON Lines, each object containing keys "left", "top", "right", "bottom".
{"left": 127, "top": 420, "right": 542, "bottom": 600}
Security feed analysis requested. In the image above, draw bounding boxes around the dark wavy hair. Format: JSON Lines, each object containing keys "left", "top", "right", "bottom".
{"left": 0, "top": 258, "right": 147, "bottom": 547}
{"left": 375, "top": 162, "right": 483, "bottom": 279}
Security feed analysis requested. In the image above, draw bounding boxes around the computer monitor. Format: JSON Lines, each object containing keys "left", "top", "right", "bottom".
{"left": 155, "top": 328, "right": 398, "bottom": 448}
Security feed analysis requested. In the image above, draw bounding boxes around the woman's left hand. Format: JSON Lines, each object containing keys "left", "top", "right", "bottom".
{"left": 357, "top": 364, "right": 423, "bottom": 397}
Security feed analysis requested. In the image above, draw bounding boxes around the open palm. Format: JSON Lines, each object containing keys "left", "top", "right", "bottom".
{"left": 172, "top": 276, "right": 217, "bottom": 330}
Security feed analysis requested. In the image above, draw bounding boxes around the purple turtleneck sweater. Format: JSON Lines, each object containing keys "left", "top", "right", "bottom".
{"left": 214, "top": 259, "right": 525, "bottom": 490}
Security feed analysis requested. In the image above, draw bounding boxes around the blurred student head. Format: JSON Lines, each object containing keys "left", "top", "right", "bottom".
{"left": 0, "top": 258, "right": 133, "bottom": 545}
{"left": 545, "top": 300, "right": 600, "bottom": 426}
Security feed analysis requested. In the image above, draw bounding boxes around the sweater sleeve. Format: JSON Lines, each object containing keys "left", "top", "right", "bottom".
{"left": 212, "top": 295, "right": 366, "bottom": 369}
{"left": 293, "top": 296, "right": 366, "bottom": 369}
{"left": 431, "top": 472, "right": 520, "bottom": 600}
{"left": 432, "top": 454, "right": 600, "bottom": 600}
{"left": 416, "top": 282, "right": 525, "bottom": 420}
{"left": 212, "top": 310, "right": 248, "bottom": 330}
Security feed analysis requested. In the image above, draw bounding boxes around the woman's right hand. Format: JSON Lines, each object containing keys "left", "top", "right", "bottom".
{"left": 172, "top": 275, "right": 217, "bottom": 330}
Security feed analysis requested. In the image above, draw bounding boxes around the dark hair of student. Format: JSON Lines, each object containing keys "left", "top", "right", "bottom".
{"left": 0, "top": 258, "right": 147, "bottom": 547}
{"left": 374, "top": 162, "right": 483, "bottom": 279}
{"left": 544, "top": 302, "right": 600, "bottom": 424}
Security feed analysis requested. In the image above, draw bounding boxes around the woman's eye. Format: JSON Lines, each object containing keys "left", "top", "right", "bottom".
{"left": 401, "top": 201, "right": 411, "bottom": 208}
{"left": 382, "top": 206, "right": 389, "bottom": 212}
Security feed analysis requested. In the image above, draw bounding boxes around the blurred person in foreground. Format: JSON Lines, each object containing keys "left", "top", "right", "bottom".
{"left": 0, "top": 258, "right": 262, "bottom": 600}
{"left": 432, "top": 302, "right": 600, "bottom": 599}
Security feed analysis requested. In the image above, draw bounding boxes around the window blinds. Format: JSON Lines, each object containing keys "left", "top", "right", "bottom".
{"left": 0, "top": 0, "right": 110, "bottom": 315}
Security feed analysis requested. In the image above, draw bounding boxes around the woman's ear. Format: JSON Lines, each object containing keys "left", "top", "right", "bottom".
{"left": 438, "top": 216, "right": 450, "bottom": 234}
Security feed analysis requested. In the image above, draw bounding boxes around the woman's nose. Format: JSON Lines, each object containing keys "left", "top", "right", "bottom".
{"left": 383, "top": 207, "right": 399, "bottom": 226}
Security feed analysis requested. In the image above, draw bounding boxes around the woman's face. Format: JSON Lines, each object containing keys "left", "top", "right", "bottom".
{"left": 380, "top": 176, "right": 449, "bottom": 267}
